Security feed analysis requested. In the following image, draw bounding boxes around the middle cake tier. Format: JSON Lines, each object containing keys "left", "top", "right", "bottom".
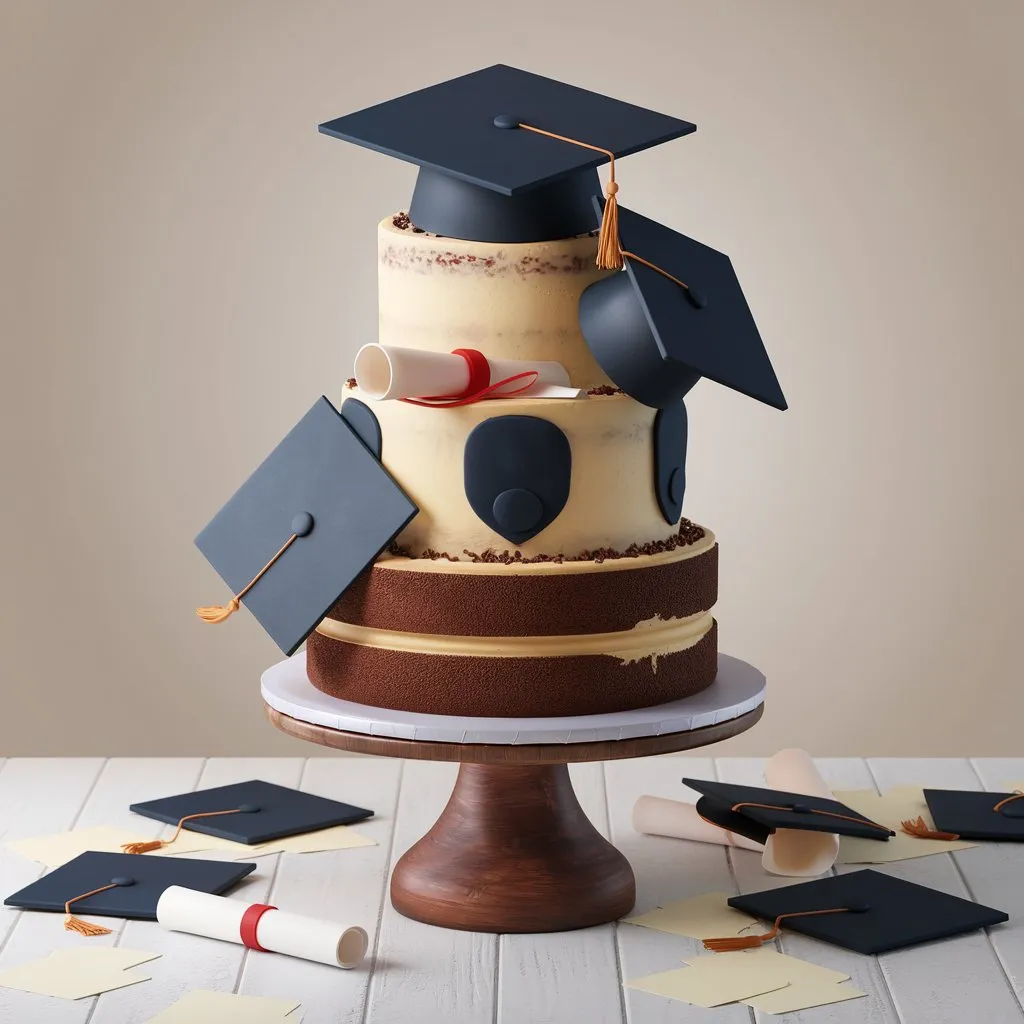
{"left": 306, "top": 532, "right": 719, "bottom": 718}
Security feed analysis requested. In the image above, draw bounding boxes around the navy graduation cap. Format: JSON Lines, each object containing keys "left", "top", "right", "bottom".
{"left": 194, "top": 396, "right": 417, "bottom": 655}
{"left": 683, "top": 778, "right": 895, "bottom": 845}
{"left": 712, "top": 869, "right": 1008, "bottom": 956}
{"left": 319, "top": 63, "right": 695, "bottom": 243}
{"left": 913, "top": 788, "right": 1024, "bottom": 842}
{"left": 5, "top": 851, "right": 255, "bottom": 935}
{"left": 580, "top": 200, "right": 788, "bottom": 410}
{"left": 129, "top": 779, "right": 374, "bottom": 847}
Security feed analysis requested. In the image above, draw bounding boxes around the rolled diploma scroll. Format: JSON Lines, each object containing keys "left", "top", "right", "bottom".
{"left": 156, "top": 886, "right": 368, "bottom": 969}
{"left": 760, "top": 748, "right": 840, "bottom": 877}
{"left": 631, "top": 749, "right": 840, "bottom": 877}
{"left": 354, "top": 343, "right": 573, "bottom": 400}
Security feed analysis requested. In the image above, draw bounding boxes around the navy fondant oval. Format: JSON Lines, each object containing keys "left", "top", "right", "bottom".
{"left": 464, "top": 416, "right": 572, "bottom": 544}
{"left": 340, "top": 397, "right": 383, "bottom": 460}
{"left": 653, "top": 402, "right": 688, "bottom": 525}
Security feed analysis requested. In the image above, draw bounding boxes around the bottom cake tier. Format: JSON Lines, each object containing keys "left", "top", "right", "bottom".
{"left": 305, "top": 523, "right": 720, "bottom": 718}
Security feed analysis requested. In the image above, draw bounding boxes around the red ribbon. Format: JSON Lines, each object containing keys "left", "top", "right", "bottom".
{"left": 239, "top": 903, "right": 277, "bottom": 951}
{"left": 401, "top": 348, "right": 539, "bottom": 408}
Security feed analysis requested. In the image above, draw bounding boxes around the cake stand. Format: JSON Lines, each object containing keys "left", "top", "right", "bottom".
{"left": 262, "top": 653, "right": 764, "bottom": 933}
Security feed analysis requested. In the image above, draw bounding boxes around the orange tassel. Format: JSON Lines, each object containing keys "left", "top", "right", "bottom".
{"left": 901, "top": 816, "right": 961, "bottom": 841}
{"left": 64, "top": 914, "right": 113, "bottom": 937}
{"left": 993, "top": 791, "right": 1024, "bottom": 813}
{"left": 63, "top": 882, "right": 118, "bottom": 937}
{"left": 596, "top": 181, "right": 623, "bottom": 271}
{"left": 703, "top": 907, "right": 852, "bottom": 953}
{"left": 196, "top": 597, "right": 241, "bottom": 623}
{"left": 120, "top": 839, "right": 167, "bottom": 855}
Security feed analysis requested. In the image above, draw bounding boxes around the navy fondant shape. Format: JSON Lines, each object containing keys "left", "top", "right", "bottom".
{"left": 341, "top": 397, "right": 383, "bottom": 459}
{"left": 464, "top": 416, "right": 571, "bottom": 544}
{"left": 653, "top": 402, "right": 688, "bottom": 524}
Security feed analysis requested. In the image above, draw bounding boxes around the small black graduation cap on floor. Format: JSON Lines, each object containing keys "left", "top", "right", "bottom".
{"left": 125, "top": 779, "right": 374, "bottom": 851}
{"left": 194, "top": 396, "right": 417, "bottom": 655}
{"left": 579, "top": 201, "right": 788, "bottom": 410}
{"left": 682, "top": 778, "right": 895, "bottom": 845}
{"left": 708, "top": 869, "right": 1008, "bottom": 955}
{"left": 4, "top": 851, "right": 255, "bottom": 936}
{"left": 319, "top": 63, "right": 695, "bottom": 244}
{"left": 905, "top": 788, "right": 1024, "bottom": 842}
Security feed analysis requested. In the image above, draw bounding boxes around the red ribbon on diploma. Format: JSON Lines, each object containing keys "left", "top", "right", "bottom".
{"left": 401, "top": 348, "right": 538, "bottom": 408}
{"left": 239, "top": 903, "right": 277, "bottom": 951}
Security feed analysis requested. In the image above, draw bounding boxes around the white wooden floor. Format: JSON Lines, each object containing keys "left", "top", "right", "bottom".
{"left": 0, "top": 757, "right": 1021, "bottom": 1023}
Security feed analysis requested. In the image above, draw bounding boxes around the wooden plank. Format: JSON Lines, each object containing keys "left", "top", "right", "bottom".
{"left": 235, "top": 756, "right": 402, "bottom": 1024}
{"left": 606, "top": 755, "right": 752, "bottom": 1024}
{"left": 0, "top": 758, "right": 202, "bottom": 1024}
{"left": 88, "top": 757, "right": 305, "bottom": 1024}
{"left": 865, "top": 758, "right": 1024, "bottom": 1022}
{"left": 497, "top": 762, "right": 623, "bottom": 1024}
{"left": 0, "top": 757, "right": 106, "bottom": 957}
{"left": 363, "top": 760, "right": 496, "bottom": 1024}
{"left": 714, "top": 757, "right": 899, "bottom": 1023}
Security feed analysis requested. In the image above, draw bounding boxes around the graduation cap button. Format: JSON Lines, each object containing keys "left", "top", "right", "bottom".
{"left": 493, "top": 113, "right": 519, "bottom": 129}
{"left": 237, "top": 804, "right": 261, "bottom": 814}
{"left": 110, "top": 877, "right": 135, "bottom": 887}
{"left": 791, "top": 804, "right": 812, "bottom": 814}
{"left": 290, "top": 513, "right": 314, "bottom": 538}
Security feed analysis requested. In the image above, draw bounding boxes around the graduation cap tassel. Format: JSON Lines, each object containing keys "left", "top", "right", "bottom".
{"left": 730, "top": 801, "right": 894, "bottom": 837}
{"left": 703, "top": 908, "right": 852, "bottom": 953}
{"left": 122, "top": 808, "right": 245, "bottom": 855}
{"left": 900, "top": 816, "right": 961, "bottom": 841}
{"left": 64, "top": 883, "right": 118, "bottom": 937}
{"left": 515, "top": 123, "right": 624, "bottom": 271}
{"left": 993, "top": 790, "right": 1024, "bottom": 813}
{"left": 196, "top": 533, "right": 299, "bottom": 624}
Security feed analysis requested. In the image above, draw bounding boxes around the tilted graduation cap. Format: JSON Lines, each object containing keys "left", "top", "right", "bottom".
{"left": 580, "top": 201, "right": 788, "bottom": 410}
{"left": 318, "top": 63, "right": 696, "bottom": 244}
{"left": 194, "top": 396, "right": 417, "bottom": 655}
{"left": 683, "top": 778, "right": 895, "bottom": 845}
{"left": 4, "top": 851, "right": 255, "bottom": 936}
{"left": 904, "top": 788, "right": 1024, "bottom": 842}
{"left": 705, "top": 869, "right": 1008, "bottom": 955}
{"left": 126, "top": 779, "right": 374, "bottom": 850}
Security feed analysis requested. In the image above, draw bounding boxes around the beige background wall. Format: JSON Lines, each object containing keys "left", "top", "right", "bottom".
{"left": 1, "top": 1, "right": 1021, "bottom": 757}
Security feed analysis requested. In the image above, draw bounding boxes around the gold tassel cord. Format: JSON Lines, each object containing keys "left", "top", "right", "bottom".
{"left": 703, "top": 908, "right": 852, "bottom": 953}
{"left": 196, "top": 532, "right": 299, "bottom": 624}
{"left": 122, "top": 808, "right": 245, "bottom": 855}
{"left": 900, "top": 816, "right": 961, "bottom": 841}
{"left": 64, "top": 883, "right": 118, "bottom": 937}
{"left": 993, "top": 790, "right": 1024, "bottom": 814}
{"left": 515, "top": 123, "right": 624, "bottom": 270}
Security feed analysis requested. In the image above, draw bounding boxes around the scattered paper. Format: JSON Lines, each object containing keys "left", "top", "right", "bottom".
{"left": 6, "top": 825, "right": 228, "bottom": 867}
{"left": 625, "top": 892, "right": 760, "bottom": 940}
{"left": 834, "top": 786, "right": 976, "bottom": 863}
{"left": 629, "top": 956, "right": 787, "bottom": 1008}
{"left": 226, "top": 825, "right": 377, "bottom": 859}
{"left": 0, "top": 948, "right": 159, "bottom": 1000}
{"left": 684, "top": 947, "right": 849, "bottom": 986}
{"left": 144, "top": 989, "right": 301, "bottom": 1023}
{"left": 744, "top": 980, "right": 867, "bottom": 1014}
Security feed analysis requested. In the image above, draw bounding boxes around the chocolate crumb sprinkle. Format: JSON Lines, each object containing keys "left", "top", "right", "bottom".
{"left": 586, "top": 384, "right": 624, "bottom": 396}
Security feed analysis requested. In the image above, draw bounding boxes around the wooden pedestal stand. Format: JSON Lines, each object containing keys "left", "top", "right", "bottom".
{"left": 266, "top": 702, "right": 763, "bottom": 934}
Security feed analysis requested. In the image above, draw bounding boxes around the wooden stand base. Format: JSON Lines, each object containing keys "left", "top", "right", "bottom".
{"left": 390, "top": 763, "right": 635, "bottom": 933}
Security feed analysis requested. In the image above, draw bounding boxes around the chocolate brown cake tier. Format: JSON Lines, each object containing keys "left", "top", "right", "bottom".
{"left": 305, "top": 532, "right": 720, "bottom": 718}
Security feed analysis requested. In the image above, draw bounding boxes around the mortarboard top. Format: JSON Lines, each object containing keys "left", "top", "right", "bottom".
{"left": 921, "top": 788, "right": 1024, "bottom": 842}
{"left": 722, "top": 869, "right": 1008, "bottom": 955}
{"left": 4, "top": 851, "right": 255, "bottom": 920}
{"left": 194, "top": 396, "right": 417, "bottom": 656}
{"left": 319, "top": 64, "right": 696, "bottom": 243}
{"left": 683, "top": 778, "right": 894, "bottom": 845}
{"left": 129, "top": 779, "right": 374, "bottom": 846}
{"left": 579, "top": 200, "right": 788, "bottom": 410}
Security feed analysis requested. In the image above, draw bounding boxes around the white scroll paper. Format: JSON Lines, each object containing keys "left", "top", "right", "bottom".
{"left": 354, "top": 343, "right": 581, "bottom": 401}
{"left": 632, "top": 749, "right": 841, "bottom": 877}
{"left": 156, "top": 886, "right": 368, "bottom": 969}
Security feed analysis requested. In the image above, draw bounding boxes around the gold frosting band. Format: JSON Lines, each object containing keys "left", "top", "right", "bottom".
{"left": 315, "top": 611, "right": 714, "bottom": 661}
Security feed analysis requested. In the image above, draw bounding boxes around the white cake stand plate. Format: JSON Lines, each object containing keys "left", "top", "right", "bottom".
{"left": 261, "top": 650, "right": 765, "bottom": 745}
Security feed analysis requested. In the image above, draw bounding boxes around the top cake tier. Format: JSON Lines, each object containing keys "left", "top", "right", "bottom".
{"left": 378, "top": 214, "right": 616, "bottom": 387}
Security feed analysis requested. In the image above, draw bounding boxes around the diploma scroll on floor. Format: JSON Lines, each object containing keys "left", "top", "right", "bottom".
{"left": 156, "top": 886, "right": 368, "bottom": 969}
